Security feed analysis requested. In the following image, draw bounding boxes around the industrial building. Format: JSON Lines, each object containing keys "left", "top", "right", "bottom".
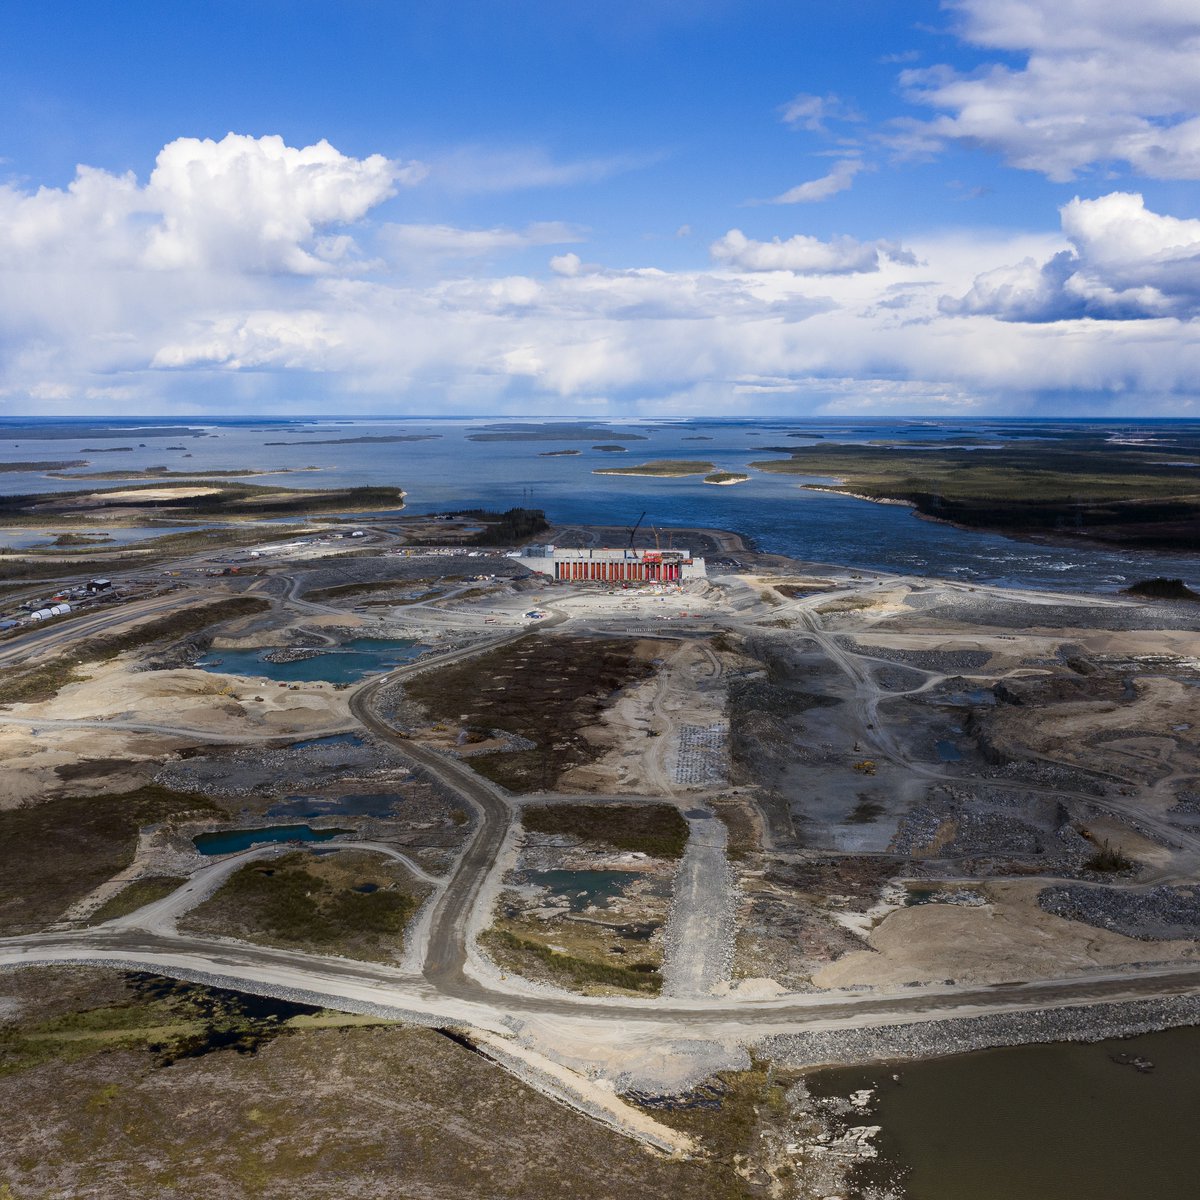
{"left": 510, "top": 544, "right": 706, "bottom": 583}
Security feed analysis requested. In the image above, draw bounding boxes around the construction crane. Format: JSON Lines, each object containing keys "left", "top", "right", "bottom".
{"left": 626, "top": 511, "right": 646, "bottom": 557}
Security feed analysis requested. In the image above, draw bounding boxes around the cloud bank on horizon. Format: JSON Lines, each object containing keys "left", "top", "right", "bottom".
{"left": 2, "top": 0, "right": 1200, "bottom": 417}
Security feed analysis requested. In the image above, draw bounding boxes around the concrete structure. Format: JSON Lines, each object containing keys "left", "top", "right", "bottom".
{"left": 511, "top": 544, "right": 706, "bottom": 583}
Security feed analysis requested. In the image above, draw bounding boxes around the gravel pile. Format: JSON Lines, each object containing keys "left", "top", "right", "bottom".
{"left": 918, "top": 597, "right": 1200, "bottom": 632}
{"left": 763, "top": 994, "right": 1200, "bottom": 1069}
{"left": 838, "top": 638, "right": 992, "bottom": 673}
{"left": 1038, "top": 883, "right": 1200, "bottom": 940}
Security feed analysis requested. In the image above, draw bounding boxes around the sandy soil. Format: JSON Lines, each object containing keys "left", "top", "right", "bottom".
{"left": 12, "top": 658, "right": 350, "bottom": 737}
{"left": 0, "top": 726, "right": 176, "bottom": 806}
{"left": 812, "top": 880, "right": 1200, "bottom": 989}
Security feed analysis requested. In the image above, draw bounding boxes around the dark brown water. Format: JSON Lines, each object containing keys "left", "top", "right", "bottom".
{"left": 812, "top": 1025, "right": 1200, "bottom": 1200}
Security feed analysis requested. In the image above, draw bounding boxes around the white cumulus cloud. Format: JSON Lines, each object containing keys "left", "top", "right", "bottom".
{"left": 893, "top": 0, "right": 1200, "bottom": 180}
{"left": 711, "top": 228, "right": 915, "bottom": 274}
{"left": 0, "top": 132, "right": 419, "bottom": 275}
{"left": 944, "top": 192, "right": 1200, "bottom": 321}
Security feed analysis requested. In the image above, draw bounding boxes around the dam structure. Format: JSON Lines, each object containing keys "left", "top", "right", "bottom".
{"left": 510, "top": 544, "right": 706, "bottom": 583}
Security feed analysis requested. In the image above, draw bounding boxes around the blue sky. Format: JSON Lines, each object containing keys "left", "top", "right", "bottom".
{"left": 3, "top": 0, "right": 1200, "bottom": 416}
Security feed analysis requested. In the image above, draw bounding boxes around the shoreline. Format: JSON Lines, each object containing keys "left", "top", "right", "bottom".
{"left": 768, "top": 992, "right": 1200, "bottom": 1075}
{"left": 798, "top": 482, "right": 1200, "bottom": 559}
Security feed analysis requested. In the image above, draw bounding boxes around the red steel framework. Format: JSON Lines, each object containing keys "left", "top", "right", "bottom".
{"left": 553, "top": 557, "right": 682, "bottom": 583}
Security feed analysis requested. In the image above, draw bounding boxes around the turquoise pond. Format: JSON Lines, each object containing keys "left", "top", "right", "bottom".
{"left": 195, "top": 638, "right": 423, "bottom": 683}
{"left": 193, "top": 825, "right": 352, "bottom": 855}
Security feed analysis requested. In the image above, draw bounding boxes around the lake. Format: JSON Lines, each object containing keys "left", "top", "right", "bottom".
{"left": 3, "top": 416, "right": 1199, "bottom": 592}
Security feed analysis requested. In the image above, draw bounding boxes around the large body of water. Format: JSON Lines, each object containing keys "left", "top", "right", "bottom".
{"left": 815, "top": 1024, "right": 1200, "bottom": 1199}
{"left": 3, "top": 416, "right": 1198, "bottom": 592}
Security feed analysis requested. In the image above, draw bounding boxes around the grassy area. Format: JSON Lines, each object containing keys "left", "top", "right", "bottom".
{"left": 0, "top": 970, "right": 739, "bottom": 1200}
{"left": 0, "top": 786, "right": 222, "bottom": 935}
{"left": 749, "top": 436, "right": 1200, "bottom": 547}
{"left": 85, "top": 877, "right": 187, "bottom": 925}
{"left": 0, "top": 596, "right": 270, "bottom": 705}
{"left": 182, "top": 851, "right": 420, "bottom": 962}
{"left": 634, "top": 1060, "right": 792, "bottom": 1192}
{"left": 404, "top": 635, "right": 662, "bottom": 792}
{"left": 481, "top": 928, "right": 661, "bottom": 994}
{"left": 521, "top": 802, "right": 689, "bottom": 858}
{"left": 0, "top": 970, "right": 322, "bottom": 1077}
{"left": 593, "top": 459, "right": 714, "bottom": 477}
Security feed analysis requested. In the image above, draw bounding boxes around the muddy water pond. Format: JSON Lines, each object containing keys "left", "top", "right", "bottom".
{"left": 524, "top": 869, "right": 651, "bottom": 912}
{"left": 193, "top": 825, "right": 351, "bottom": 855}
{"left": 811, "top": 1024, "right": 1200, "bottom": 1199}
{"left": 196, "top": 638, "right": 423, "bottom": 683}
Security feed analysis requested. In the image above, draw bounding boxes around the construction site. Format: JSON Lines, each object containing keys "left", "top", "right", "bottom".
{"left": 2, "top": 506, "right": 1200, "bottom": 1199}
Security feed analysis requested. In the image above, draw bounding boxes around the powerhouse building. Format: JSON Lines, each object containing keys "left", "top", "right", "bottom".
{"left": 510, "top": 544, "right": 706, "bottom": 583}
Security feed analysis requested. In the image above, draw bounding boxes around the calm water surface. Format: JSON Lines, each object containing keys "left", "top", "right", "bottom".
{"left": 3, "top": 417, "right": 1198, "bottom": 592}
{"left": 197, "top": 637, "right": 422, "bottom": 683}
{"left": 193, "top": 824, "right": 351, "bottom": 855}
{"left": 813, "top": 1025, "right": 1200, "bottom": 1200}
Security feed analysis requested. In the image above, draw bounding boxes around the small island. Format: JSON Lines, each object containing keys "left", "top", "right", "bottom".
{"left": 538, "top": 449, "right": 581, "bottom": 457}
{"left": 593, "top": 459, "right": 714, "bottom": 478}
{"left": 592, "top": 444, "right": 628, "bottom": 452}
{"left": 703, "top": 471, "right": 750, "bottom": 486}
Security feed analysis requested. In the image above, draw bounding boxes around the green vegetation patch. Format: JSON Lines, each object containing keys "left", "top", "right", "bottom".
{"left": 593, "top": 459, "right": 715, "bottom": 477}
{"left": 85, "top": 877, "right": 187, "bottom": 925}
{"left": 0, "top": 786, "right": 221, "bottom": 935}
{"left": 481, "top": 928, "right": 661, "bottom": 994}
{"left": 404, "top": 634, "right": 663, "bottom": 792}
{"left": 0, "top": 970, "right": 322, "bottom": 1077}
{"left": 522, "top": 802, "right": 689, "bottom": 859}
{"left": 182, "top": 850, "right": 420, "bottom": 962}
{"left": 452, "top": 506, "right": 550, "bottom": 545}
{"left": 0, "top": 459, "right": 89, "bottom": 473}
{"left": 749, "top": 435, "right": 1200, "bottom": 548}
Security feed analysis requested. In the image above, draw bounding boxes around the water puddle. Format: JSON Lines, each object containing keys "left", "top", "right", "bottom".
{"left": 193, "top": 824, "right": 352, "bottom": 855}
{"left": 523, "top": 869, "right": 643, "bottom": 911}
{"left": 290, "top": 733, "right": 366, "bottom": 750}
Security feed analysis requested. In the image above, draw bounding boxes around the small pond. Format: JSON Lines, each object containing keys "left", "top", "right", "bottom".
{"left": 193, "top": 824, "right": 352, "bottom": 856}
{"left": 290, "top": 732, "right": 366, "bottom": 750}
{"left": 935, "top": 739, "right": 963, "bottom": 762}
{"left": 524, "top": 869, "right": 648, "bottom": 911}
{"left": 196, "top": 637, "right": 423, "bottom": 683}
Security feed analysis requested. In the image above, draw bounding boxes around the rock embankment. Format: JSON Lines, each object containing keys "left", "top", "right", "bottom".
{"left": 1038, "top": 883, "right": 1200, "bottom": 940}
